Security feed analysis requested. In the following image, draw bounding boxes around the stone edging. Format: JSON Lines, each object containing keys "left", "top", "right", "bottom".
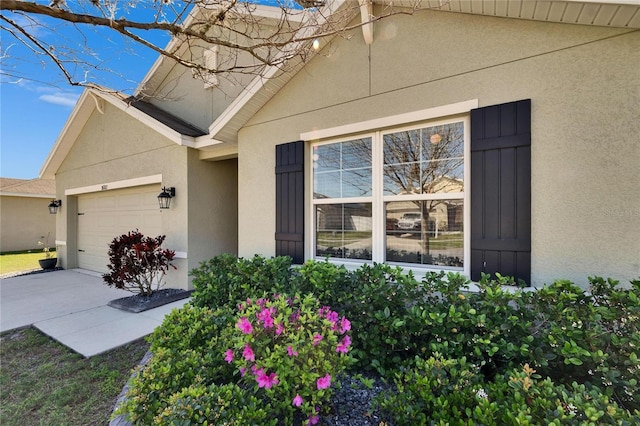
{"left": 109, "top": 350, "right": 153, "bottom": 426}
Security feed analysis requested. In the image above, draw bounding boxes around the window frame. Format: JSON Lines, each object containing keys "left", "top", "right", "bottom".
{"left": 305, "top": 101, "right": 476, "bottom": 277}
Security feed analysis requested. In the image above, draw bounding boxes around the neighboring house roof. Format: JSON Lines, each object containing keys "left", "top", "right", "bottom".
{"left": 39, "top": 89, "right": 207, "bottom": 179}
{"left": 0, "top": 178, "right": 56, "bottom": 198}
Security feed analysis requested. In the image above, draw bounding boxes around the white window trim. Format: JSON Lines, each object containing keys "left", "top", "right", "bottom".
{"left": 305, "top": 100, "right": 477, "bottom": 279}
{"left": 301, "top": 99, "right": 478, "bottom": 142}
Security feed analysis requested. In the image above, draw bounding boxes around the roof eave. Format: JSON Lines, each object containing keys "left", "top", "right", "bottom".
{"left": 205, "top": 0, "right": 353, "bottom": 144}
{"left": 39, "top": 89, "right": 198, "bottom": 179}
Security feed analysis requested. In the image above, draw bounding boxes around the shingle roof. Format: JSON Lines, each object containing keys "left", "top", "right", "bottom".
{"left": 124, "top": 97, "right": 207, "bottom": 138}
{"left": 0, "top": 178, "right": 56, "bottom": 196}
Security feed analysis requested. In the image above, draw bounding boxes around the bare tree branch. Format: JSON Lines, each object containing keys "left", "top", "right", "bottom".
{"left": 1, "top": 1, "right": 449, "bottom": 91}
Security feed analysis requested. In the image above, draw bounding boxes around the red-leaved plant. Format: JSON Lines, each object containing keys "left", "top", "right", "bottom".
{"left": 103, "top": 230, "right": 176, "bottom": 296}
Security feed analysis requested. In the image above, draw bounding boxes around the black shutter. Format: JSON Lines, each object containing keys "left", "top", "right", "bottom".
{"left": 275, "top": 141, "right": 305, "bottom": 264}
{"left": 471, "top": 100, "right": 531, "bottom": 285}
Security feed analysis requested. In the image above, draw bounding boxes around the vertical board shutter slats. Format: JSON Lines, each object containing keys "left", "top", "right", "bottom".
{"left": 471, "top": 99, "right": 531, "bottom": 285}
{"left": 275, "top": 141, "right": 304, "bottom": 264}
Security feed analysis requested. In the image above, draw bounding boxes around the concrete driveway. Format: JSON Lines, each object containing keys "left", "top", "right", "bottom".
{"left": 0, "top": 269, "right": 189, "bottom": 356}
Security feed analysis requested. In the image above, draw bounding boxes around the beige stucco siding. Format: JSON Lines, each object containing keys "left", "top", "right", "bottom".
{"left": 54, "top": 101, "right": 238, "bottom": 289}
{"left": 146, "top": 61, "right": 249, "bottom": 132}
{"left": 186, "top": 150, "right": 238, "bottom": 274}
{"left": 145, "top": 17, "right": 284, "bottom": 133}
{"left": 0, "top": 196, "right": 56, "bottom": 252}
{"left": 237, "top": 10, "right": 640, "bottom": 288}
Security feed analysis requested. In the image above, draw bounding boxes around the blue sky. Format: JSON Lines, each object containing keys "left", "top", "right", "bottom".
{"left": 0, "top": 5, "right": 172, "bottom": 179}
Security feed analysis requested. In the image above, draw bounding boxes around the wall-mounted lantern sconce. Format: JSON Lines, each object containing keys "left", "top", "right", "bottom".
{"left": 157, "top": 187, "right": 175, "bottom": 209}
{"left": 48, "top": 200, "right": 62, "bottom": 214}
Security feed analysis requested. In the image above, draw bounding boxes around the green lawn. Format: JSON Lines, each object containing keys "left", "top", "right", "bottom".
{"left": 0, "top": 327, "right": 149, "bottom": 425}
{"left": 0, "top": 251, "right": 55, "bottom": 275}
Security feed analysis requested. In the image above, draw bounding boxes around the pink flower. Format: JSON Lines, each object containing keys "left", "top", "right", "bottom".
{"left": 292, "top": 394, "right": 303, "bottom": 407}
{"left": 257, "top": 307, "right": 275, "bottom": 329}
{"left": 224, "top": 349, "right": 234, "bottom": 363}
{"left": 239, "top": 367, "right": 247, "bottom": 377}
{"left": 263, "top": 315, "right": 274, "bottom": 328}
{"left": 275, "top": 323, "right": 285, "bottom": 335}
{"left": 326, "top": 310, "right": 339, "bottom": 324}
{"left": 237, "top": 317, "right": 253, "bottom": 334}
{"left": 340, "top": 317, "right": 351, "bottom": 333}
{"left": 317, "top": 374, "right": 331, "bottom": 390}
{"left": 312, "top": 333, "right": 323, "bottom": 346}
{"left": 243, "top": 344, "right": 255, "bottom": 362}
{"left": 336, "top": 335, "right": 351, "bottom": 354}
{"left": 256, "top": 371, "right": 279, "bottom": 389}
{"left": 287, "top": 346, "right": 299, "bottom": 357}
{"left": 307, "top": 414, "right": 319, "bottom": 425}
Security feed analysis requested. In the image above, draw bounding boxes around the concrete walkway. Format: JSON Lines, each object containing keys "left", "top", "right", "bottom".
{"left": 0, "top": 269, "right": 189, "bottom": 357}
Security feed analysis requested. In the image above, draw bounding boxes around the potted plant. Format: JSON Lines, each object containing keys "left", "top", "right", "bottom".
{"left": 38, "top": 237, "right": 57, "bottom": 270}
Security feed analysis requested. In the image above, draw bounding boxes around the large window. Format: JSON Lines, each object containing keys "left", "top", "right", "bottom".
{"left": 312, "top": 119, "right": 467, "bottom": 270}
{"left": 313, "top": 138, "right": 372, "bottom": 260}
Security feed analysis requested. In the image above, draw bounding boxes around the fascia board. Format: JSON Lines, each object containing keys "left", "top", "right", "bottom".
{"left": 207, "top": 0, "right": 349, "bottom": 139}
{"left": 207, "top": 64, "right": 280, "bottom": 137}
{"left": 94, "top": 91, "right": 199, "bottom": 147}
{"left": 194, "top": 134, "right": 226, "bottom": 148}
{"left": 39, "top": 89, "right": 95, "bottom": 180}
{"left": 39, "top": 88, "right": 196, "bottom": 179}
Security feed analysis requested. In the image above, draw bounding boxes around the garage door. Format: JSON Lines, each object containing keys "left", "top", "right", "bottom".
{"left": 77, "top": 185, "right": 162, "bottom": 273}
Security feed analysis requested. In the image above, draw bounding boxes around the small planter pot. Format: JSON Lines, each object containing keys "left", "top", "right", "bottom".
{"left": 38, "top": 258, "right": 57, "bottom": 270}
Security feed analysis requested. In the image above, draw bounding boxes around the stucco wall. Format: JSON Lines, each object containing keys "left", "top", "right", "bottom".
{"left": 146, "top": 60, "right": 250, "bottom": 132}
{"left": 186, "top": 152, "right": 239, "bottom": 277}
{"left": 55, "top": 102, "right": 191, "bottom": 288}
{"left": 0, "top": 196, "right": 56, "bottom": 252}
{"left": 237, "top": 10, "right": 640, "bottom": 288}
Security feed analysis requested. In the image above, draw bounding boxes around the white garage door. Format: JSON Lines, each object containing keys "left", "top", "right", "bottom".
{"left": 77, "top": 184, "right": 162, "bottom": 273}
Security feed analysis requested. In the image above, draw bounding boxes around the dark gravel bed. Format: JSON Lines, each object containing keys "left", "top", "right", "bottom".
{"left": 108, "top": 288, "right": 193, "bottom": 313}
{"left": 320, "top": 374, "right": 393, "bottom": 426}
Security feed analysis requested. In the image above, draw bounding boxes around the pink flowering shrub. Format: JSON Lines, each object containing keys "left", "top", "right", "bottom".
{"left": 225, "top": 293, "right": 352, "bottom": 424}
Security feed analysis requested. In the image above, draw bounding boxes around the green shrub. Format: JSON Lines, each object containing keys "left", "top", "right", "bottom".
{"left": 339, "top": 263, "right": 425, "bottom": 375}
{"left": 118, "top": 347, "right": 231, "bottom": 424}
{"left": 153, "top": 383, "right": 276, "bottom": 425}
{"left": 225, "top": 293, "right": 353, "bottom": 424}
{"left": 147, "top": 304, "right": 234, "bottom": 354}
{"left": 377, "top": 355, "right": 639, "bottom": 425}
{"left": 406, "top": 272, "right": 538, "bottom": 379}
{"left": 190, "top": 254, "right": 293, "bottom": 309}
{"left": 289, "top": 259, "right": 354, "bottom": 311}
{"left": 117, "top": 305, "right": 235, "bottom": 424}
{"left": 529, "top": 277, "right": 640, "bottom": 412}
{"left": 123, "top": 253, "right": 640, "bottom": 422}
